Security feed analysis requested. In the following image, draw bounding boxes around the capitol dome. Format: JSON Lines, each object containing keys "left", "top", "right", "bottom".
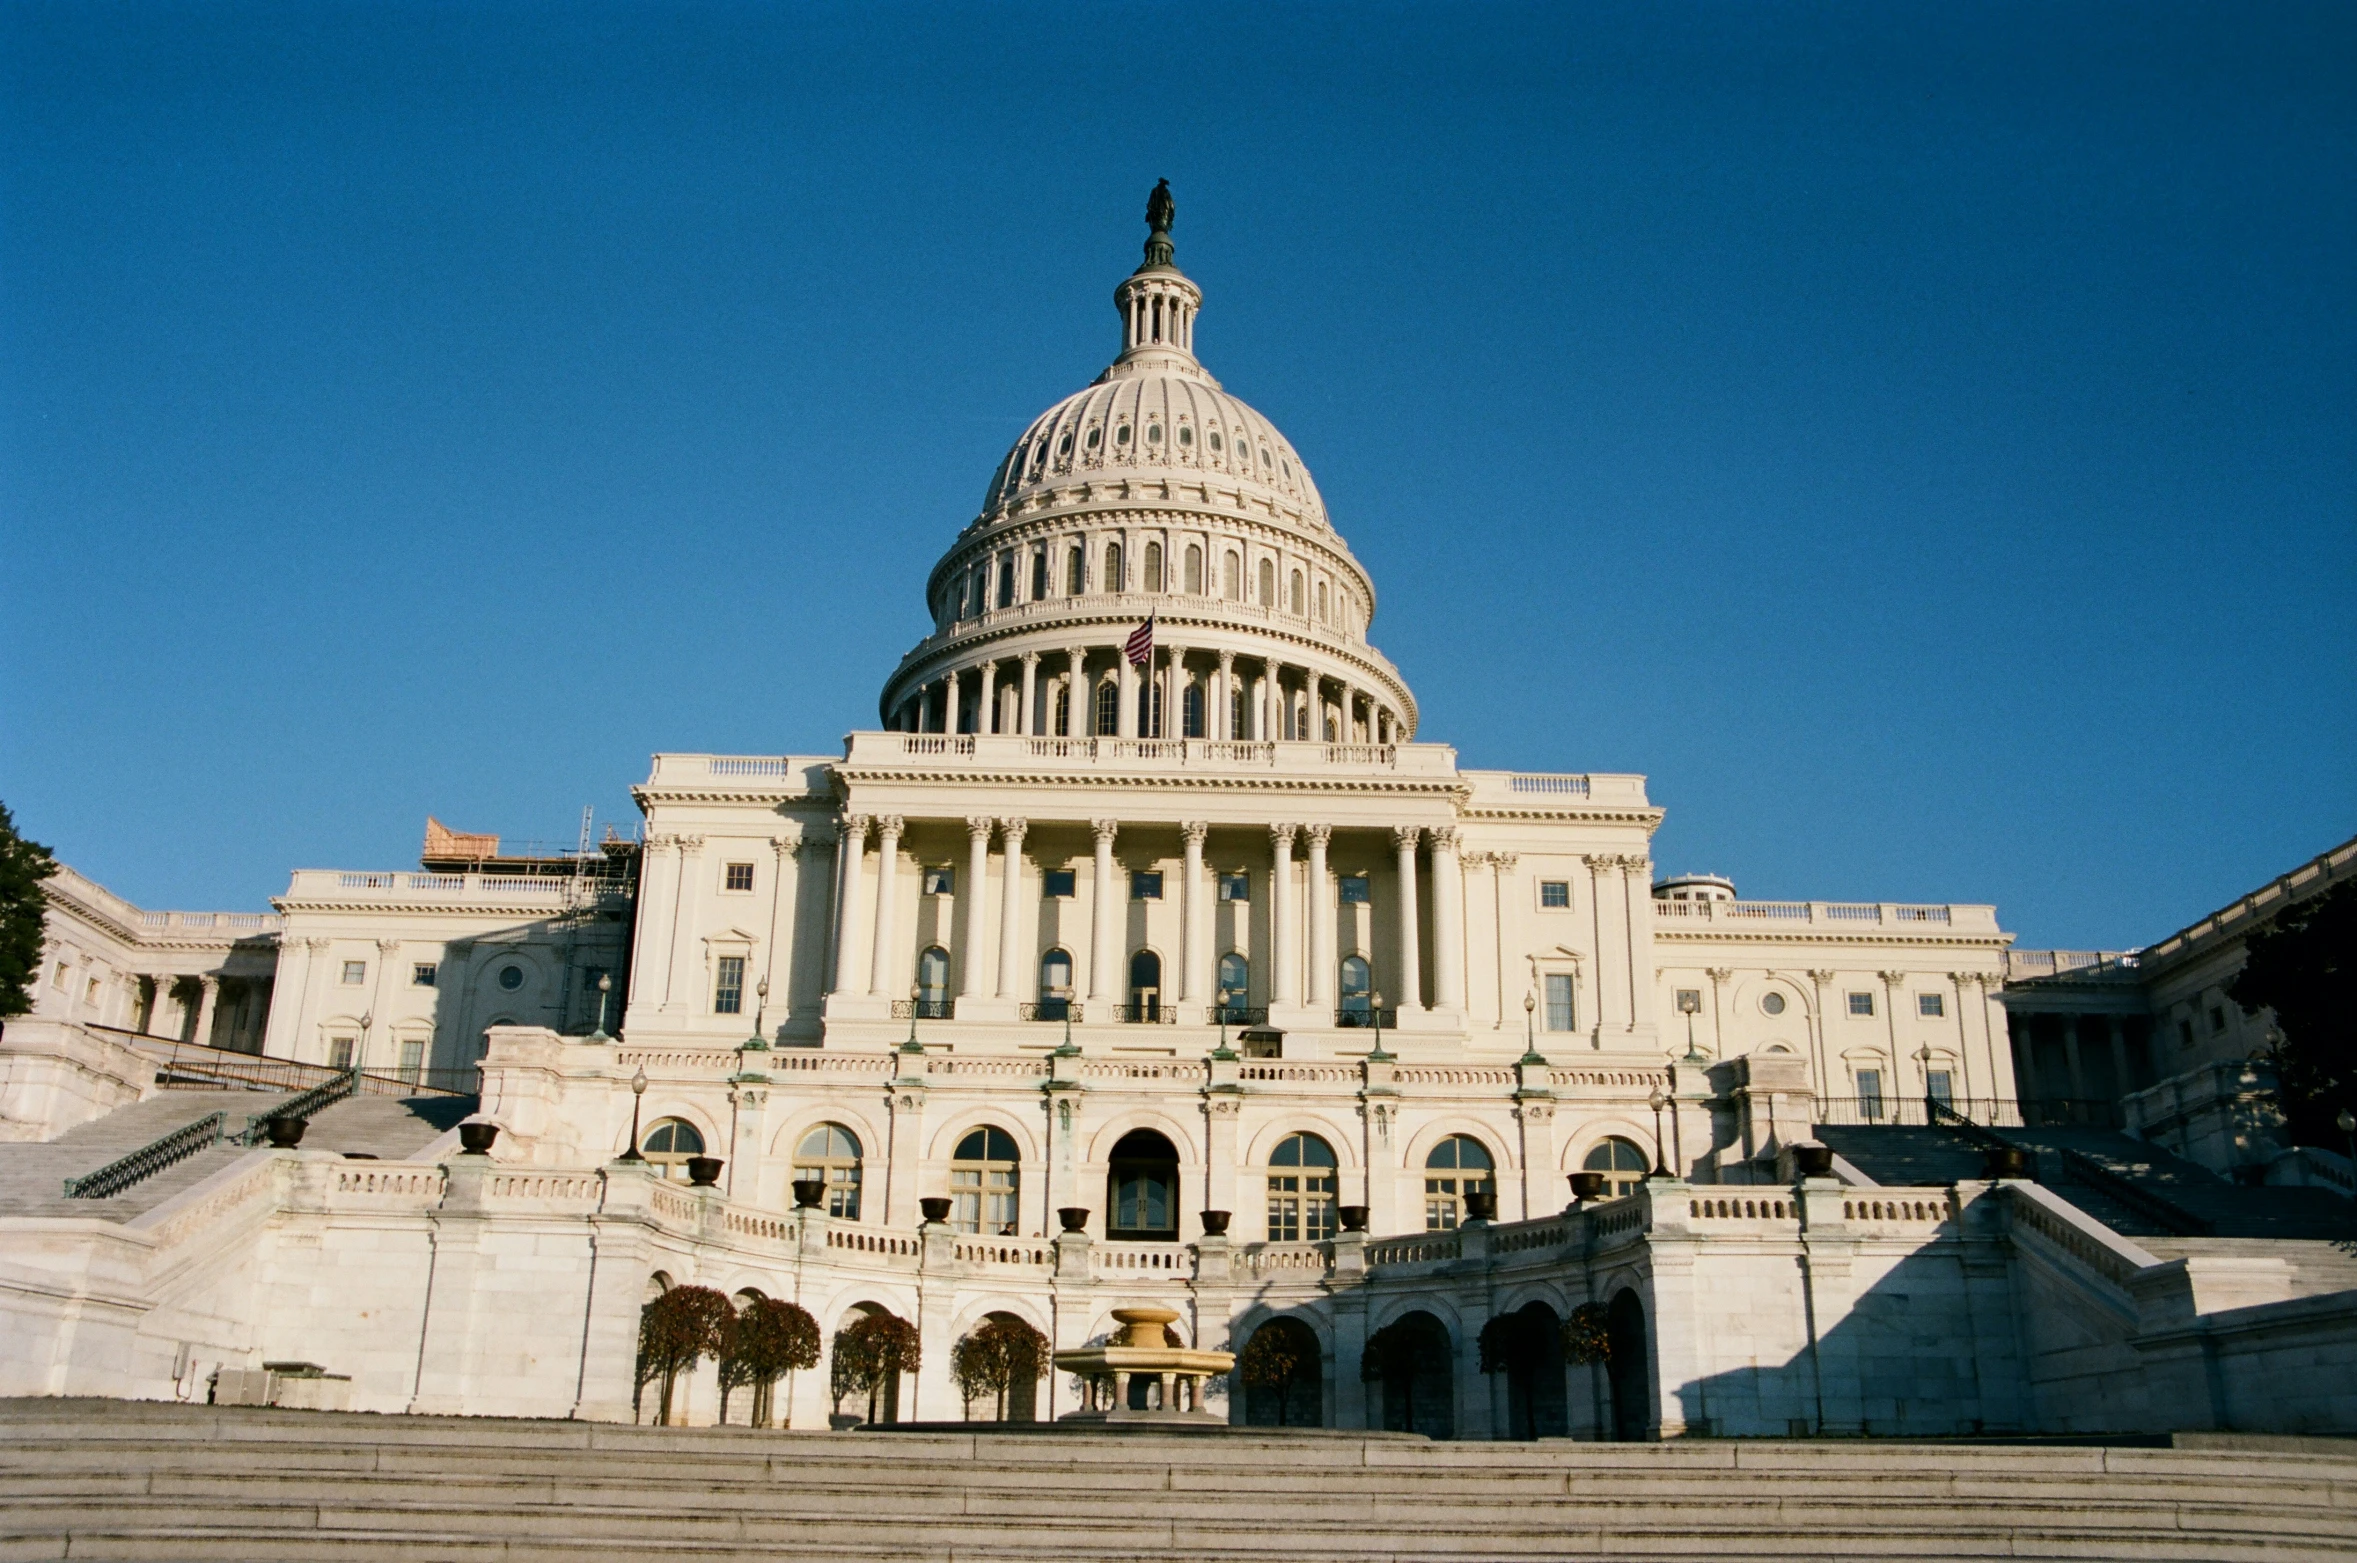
{"left": 880, "top": 184, "right": 1416, "bottom": 747}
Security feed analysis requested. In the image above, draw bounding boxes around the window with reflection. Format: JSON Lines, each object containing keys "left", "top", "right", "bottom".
{"left": 794, "top": 1123, "right": 862, "bottom": 1218}
{"left": 951, "top": 1127, "right": 1021, "bottom": 1235}
{"left": 1095, "top": 678, "right": 1119, "bottom": 736}
{"left": 1338, "top": 955, "right": 1372, "bottom": 1024}
{"left": 1266, "top": 1132, "right": 1337, "bottom": 1241}
{"left": 1216, "top": 952, "right": 1250, "bottom": 1009}
{"left": 1107, "top": 1129, "right": 1179, "bottom": 1240}
{"left": 1582, "top": 1136, "right": 1649, "bottom": 1198}
{"left": 641, "top": 1118, "right": 706, "bottom": 1182}
{"left": 916, "top": 946, "right": 950, "bottom": 1015}
{"left": 1037, "top": 949, "right": 1074, "bottom": 1021}
{"left": 1423, "top": 1135, "right": 1493, "bottom": 1229}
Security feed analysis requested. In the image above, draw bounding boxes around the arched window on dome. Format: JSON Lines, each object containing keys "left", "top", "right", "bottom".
{"left": 1317, "top": 580, "right": 1329, "bottom": 622}
{"left": 1181, "top": 678, "right": 1203, "bottom": 739}
{"left": 1094, "top": 678, "right": 1119, "bottom": 737}
{"left": 1140, "top": 680, "right": 1162, "bottom": 739}
{"left": 1053, "top": 680, "right": 1071, "bottom": 737}
{"left": 1104, "top": 543, "right": 1123, "bottom": 593}
{"left": 1030, "top": 548, "right": 1047, "bottom": 602}
{"left": 1257, "top": 559, "right": 1276, "bottom": 608}
{"left": 1184, "top": 544, "right": 1203, "bottom": 594}
{"left": 1223, "top": 552, "right": 1241, "bottom": 600}
{"left": 1288, "top": 569, "right": 1304, "bottom": 615}
{"left": 1066, "top": 546, "right": 1085, "bottom": 596}
{"left": 1145, "top": 542, "right": 1163, "bottom": 593}
{"left": 995, "top": 551, "right": 1015, "bottom": 609}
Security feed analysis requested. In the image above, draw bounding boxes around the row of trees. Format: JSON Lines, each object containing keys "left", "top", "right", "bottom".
{"left": 635, "top": 1288, "right": 1050, "bottom": 1426}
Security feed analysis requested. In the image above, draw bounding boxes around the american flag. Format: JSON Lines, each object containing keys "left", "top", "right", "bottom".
{"left": 1124, "top": 615, "right": 1155, "bottom": 668}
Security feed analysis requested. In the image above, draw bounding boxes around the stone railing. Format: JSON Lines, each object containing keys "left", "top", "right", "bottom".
{"left": 1651, "top": 898, "right": 1999, "bottom": 932}
{"left": 1688, "top": 1194, "right": 1797, "bottom": 1223}
{"left": 1235, "top": 1062, "right": 1359, "bottom": 1086}
{"left": 1842, "top": 1194, "right": 1957, "bottom": 1228}
{"left": 840, "top": 731, "right": 1461, "bottom": 779}
{"left": 954, "top": 1237, "right": 1053, "bottom": 1267}
{"left": 1092, "top": 1241, "right": 1190, "bottom": 1275}
{"left": 1365, "top": 1232, "right": 1460, "bottom": 1268}
{"left": 827, "top": 1226, "right": 920, "bottom": 1261}
{"left": 1081, "top": 1060, "right": 1206, "bottom": 1085}
{"left": 288, "top": 869, "right": 618, "bottom": 902}
{"left": 2005, "top": 1181, "right": 2157, "bottom": 1293}
{"left": 1237, "top": 1241, "right": 1332, "bottom": 1273}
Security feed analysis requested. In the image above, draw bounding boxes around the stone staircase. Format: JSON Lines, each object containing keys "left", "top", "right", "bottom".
{"left": 1, "top": 1399, "right": 2352, "bottom": 1561}
{"left": 0, "top": 1091, "right": 473, "bottom": 1220}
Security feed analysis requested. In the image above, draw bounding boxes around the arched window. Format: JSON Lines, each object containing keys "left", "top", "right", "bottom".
{"left": 1423, "top": 1135, "right": 1493, "bottom": 1230}
{"left": 1582, "top": 1136, "right": 1650, "bottom": 1199}
{"left": 794, "top": 1123, "right": 862, "bottom": 1218}
{"left": 1230, "top": 687, "right": 1247, "bottom": 740}
{"left": 1317, "top": 580, "right": 1329, "bottom": 621}
{"left": 1104, "top": 543, "right": 1123, "bottom": 593}
{"left": 1181, "top": 679, "right": 1203, "bottom": 738}
{"left": 1038, "top": 949, "right": 1074, "bottom": 1021}
{"left": 916, "top": 946, "right": 950, "bottom": 1016}
{"left": 1029, "top": 549, "right": 1047, "bottom": 601}
{"left": 1140, "top": 679, "right": 1163, "bottom": 738}
{"left": 1266, "top": 1132, "right": 1337, "bottom": 1241}
{"left": 1216, "top": 952, "right": 1251, "bottom": 1014}
{"left": 1066, "top": 547, "right": 1085, "bottom": 596}
{"left": 1223, "top": 552, "right": 1241, "bottom": 600}
{"left": 1053, "top": 681, "right": 1071, "bottom": 737}
{"left": 1288, "top": 569, "right": 1304, "bottom": 614}
{"left": 1107, "top": 1128, "right": 1178, "bottom": 1240}
{"left": 640, "top": 1118, "right": 705, "bottom": 1181}
{"left": 1184, "top": 544, "right": 1203, "bottom": 594}
{"left": 1144, "top": 541, "right": 1163, "bottom": 592}
{"left": 1257, "top": 559, "right": 1276, "bottom": 606}
{"left": 1127, "top": 950, "right": 1163, "bottom": 1021}
{"left": 1337, "top": 955, "right": 1372, "bottom": 1025}
{"left": 995, "top": 551, "right": 1015, "bottom": 608}
{"left": 951, "top": 1127, "right": 1020, "bottom": 1235}
{"left": 1094, "top": 678, "right": 1119, "bottom": 736}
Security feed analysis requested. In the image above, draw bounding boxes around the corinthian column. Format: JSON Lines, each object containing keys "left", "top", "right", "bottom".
{"left": 1214, "top": 652, "right": 1235, "bottom": 740}
{"left": 1304, "top": 825, "right": 1333, "bottom": 1009}
{"left": 1180, "top": 821, "right": 1209, "bottom": 1003}
{"left": 1390, "top": 827, "right": 1424, "bottom": 1013}
{"left": 1270, "top": 824, "right": 1299, "bottom": 1007}
{"left": 1019, "top": 653, "right": 1039, "bottom": 737}
{"left": 960, "top": 817, "right": 993, "bottom": 999}
{"left": 1088, "top": 819, "right": 1120, "bottom": 1002}
{"left": 976, "top": 661, "right": 998, "bottom": 735}
{"left": 996, "top": 818, "right": 1028, "bottom": 998}
{"left": 1066, "top": 646, "right": 1087, "bottom": 737}
{"left": 829, "top": 816, "right": 870, "bottom": 996}
{"left": 866, "top": 816, "right": 905, "bottom": 998}
{"left": 1430, "top": 826, "right": 1465, "bottom": 1013}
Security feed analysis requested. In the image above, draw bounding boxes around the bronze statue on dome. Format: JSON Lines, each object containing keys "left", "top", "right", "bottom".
{"left": 1146, "top": 179, "right": 1174, "bottom": 236}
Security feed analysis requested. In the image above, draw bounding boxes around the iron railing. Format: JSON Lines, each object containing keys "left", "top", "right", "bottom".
{"left": 1109, "top": 1004, "right": 1176, "bottom": 1024}
{"left": 113, "top": 1030, "right": 474, "bottom": 1099}
{"left": 1817, "top": 1095, "right": 2029, "bottom": 1128}
{"left": 2059, "top": 1148, "right": 2213, "bottom": 1236}
{"left": 1211, "top": 1005, "right": 1269, "bottom": 1027}
{"left": 890, "top": 999, "right": 956, "bottom": 1021}
{"left": 1334, "top": 1008, "right": 1398, "bottom": 1031}
{"left": 238, "top": 1069, "right": 361, "bottom": 1145}
{"left": 1019, "top": 1001, "right": 1079, "bottom": 1023}
{"left": 63, "top": 1111, "right": 225, "bottom": 1199}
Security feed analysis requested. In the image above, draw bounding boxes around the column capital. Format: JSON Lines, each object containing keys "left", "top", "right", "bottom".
{"left": 677, "top": 834, "right": 706, "bottom": 855}
{"left": 1491, "top": 852, "right": 1518, "bottom": 871}
{"left": 1878, "top": 969, "right": 1908, "bottom": 988}
{"left": 1181, "top": 820, "right": 1210, "bottom": 846}
{"left": 1302, "top": 823, "right": 1332, "bottom": 849}
{"left": 1625, "top": 856, "right": 1652, "bottom": 877}
{"left": 1389, "top": 825, "right": 1422, "bottom": 853}
{"left": 1705, "top": 967, "right": 1734, "bottom": 983}
{"left": 1216, "top": 649, "right": 1236, "bottom": 670}
{"left": 647, "top": 832, "right": 683, "bottom": 854}
{"left": 999, "top": 816, "right": 1029, "bottom": 844}
{"left": 377, "top": 938, "right": 402, "bottom": 953}
{"left": 1429, "top": 825, "right": 1459, "bottom": 852}
{"left": 1808, "top": 969, "right": 1837, "bottom": 985}
{"left": 875, "top": 815, "right": 906, "bottom": 840}
{"left": 197, "top": 973, "right": 221, "bottom": 991}
{"left": 305, "top": 937, "right": 333, "bottom": 952}
{"left": 1021, "top": 649, "right": 1041, "bottom": 668}
{"left": 966, "top": 816, "right": 996, "bottom": 844}
{"left": 1090, "top": 818, "right": 1121, "bottom": 845}
{"left": 1268, "top": 822, "right": 1297, "bottom": 850}
{"left": 837, "top": 812, "right": 872, "bottom": 841}
{"left": 1584, "top": 853, "right": 1616, "bottom": 875}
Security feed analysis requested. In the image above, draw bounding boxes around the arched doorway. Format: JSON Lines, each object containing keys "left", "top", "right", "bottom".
{"left": 1365, "top": 1310, "right": 1454, "bottom": 1440}
{"left": 1128, "top": 949, "right": 1163, "bottom": 1021}
{"left": 1496, "top": 1301, "right": 1568, "bottom": 1440}
{"left": 1240, "top": 1317, "right": 1323, "bottom": 1427}
{"left": 1106, "top": 1128, "right": 1179, "bottom": 1240}
{"left": 1606, "top": 1289, "right": 1650, "bottom": 1440}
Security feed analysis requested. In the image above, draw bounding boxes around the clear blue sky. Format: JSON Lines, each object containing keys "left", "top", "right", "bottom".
{"left": 3, "top": 2, "right": 2350, "bottom": 950}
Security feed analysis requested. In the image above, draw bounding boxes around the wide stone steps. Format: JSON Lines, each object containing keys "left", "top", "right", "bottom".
{"left": 0, "top": 1402, "right": 2350, "bottom": 1561}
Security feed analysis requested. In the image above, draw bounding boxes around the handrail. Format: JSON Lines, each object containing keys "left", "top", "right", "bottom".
{"left": 239, "top": 1069, "right": 360, "bottom": 1145}
{"left": 2059, "top": 1148, "right": 2214, "bottom": 1237}
{"left": 1927, "top": 1097, "right": 2013, "bottom": 1154}
{"left": 63, "top": 1111, "right": 226, "bottom": 1198}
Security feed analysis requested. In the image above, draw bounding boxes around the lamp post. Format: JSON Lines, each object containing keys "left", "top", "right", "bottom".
{"left": 1915, "top": 1043, "right": 1936, "bottom": 1121}
{"left": 1646, "top": 1085, "right": 1671, "bottom": 1179}
{"left": 1211, "top": 985, "right": 1237, "bottom": 1062}
{"left": 1521, "top": 990, "right": 1546, "bottom": 1066}
{"left": 748, "top": 977, "right": 769, "bottom": 1049}
{"left": 901, "top": 984, "right": 924, "bottom": 1055}
{"left": 619, "top": 1066, "right": 648, "bottom": 1162}
{"left": 2339, "top": 1107, "right": 2355, "bottom": 1181}
{"left": 1675, "top": 987, "right": 1705, "bottom": 1066}
{"left": 356, "top": 1012, "right": 373, "bottom": 1074}
{"left": 588, "top": 972, "right": 613, "bottom": 1042}
{"left": 1368, "top": 990, "right": 1391, "bottom": 1063}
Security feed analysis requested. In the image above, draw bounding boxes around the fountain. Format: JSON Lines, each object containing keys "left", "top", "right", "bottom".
{"left": 1053, "top": 1306, "right": 1234, "bottom": 1424}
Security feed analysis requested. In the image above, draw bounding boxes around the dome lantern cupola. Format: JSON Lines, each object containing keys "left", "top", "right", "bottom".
{"left": 1109, "top": 179, "right": 1205, "bottom": 379}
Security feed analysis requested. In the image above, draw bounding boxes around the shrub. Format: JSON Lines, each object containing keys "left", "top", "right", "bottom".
{"left": 635, "top": 1285, "right": 735, "bottom": 1426}
{"left": 950, "top": 1315, "right": 1050, "bottom": 1421}
{"left": 721, "top": 1296, "right": 820, "bottom": 1428}
{"left": 831, "top": 1310, "right": 922, "bottom": 1423}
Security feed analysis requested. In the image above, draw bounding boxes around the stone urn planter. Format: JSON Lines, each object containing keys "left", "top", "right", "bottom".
{"left": 1057, "top": 1206, "right": 1090, "bottom": 1233}
{"left": 264, "top": 1116, "right": 307, "bottom": 1149}
{"left": 919, "top": 1196, "right": 953, "bottom": 1225}
{"left": 1568, "top": 1171, "right": 1609, "bottom": 1203}
{"left": 1197, "top": 1210, "right": 1230, "bottom": 1236}
{"left": 791, "top": 1178, "right": 826, "bottom": 1209}
{"left": 1337, "top": 1205, "right": 1369, "bottom": 1232}
{"left": 456, "top": 1121, "right": 498, "bottom": 1156}
{"left": 685, "top": 1155, "right": 724, "bottom": 1187}
{"left": 827, "top": 1413, "right": 864, "bottom": 1431}
{"left": 1983, "top": 1144, "right": 2029, "bottom": 1180}
{"left": 1793, "top": 1143, "right": 1835, "bottom": 1178}
{"left": 1463, "top": 1190, "right": 1497, "bottom": 1222}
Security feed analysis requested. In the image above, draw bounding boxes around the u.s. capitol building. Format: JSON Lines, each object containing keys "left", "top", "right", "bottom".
{"left": 7, "top": 188, "right": 2345, "bottom": 1442}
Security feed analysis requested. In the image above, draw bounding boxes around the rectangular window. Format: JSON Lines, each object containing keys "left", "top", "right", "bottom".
{"left": 714, "top": 955, "right": 745, "bottom": 1015}
{"left": 1916, "top": 991, "right": 1944, "bottom": 1018}
{"left": 1030, "top": 548, "right": 1048, "bottom": 600}
{"left": 923, "top": 866, "right": 956, "bottom": 896}
{"left": 1847, "top": 991, "right": 1875, "bottom": 1017}
{"left": 996, "top": 550, "right": 1016, "bottom": 607}
{"left": 1539, "top": 880, "right": 1571, "bottom": 908}
{"left": 2208, "top": 1005, "right": 2227, "bottom": 1034}
{"left": 412, "top": 963, "right": 438, "bottom": 988}
{"left": 1926, "top": 1069, "right": 1954, "bottom": 1106}
{"left": 724, "top": 862, "right": 755, "bottom": 892}
{"left": 1544, "top": 972, "right": 1576, "bottom": 1032}
{"left": 398, "top": 1039, "right": 425, "bottom": 1086}
{"left": 1218, "top": 873, "right": 1250, "bottom": 902}
{"left": 85, "top": 977, "right": 101, "bottom": 1006}
{"left": 1131, "top": 871, "right": 1163, "bottom": 900}
{"left": 51, "top": 963, "right": 69, "bottom": 990}
{"left": 341, "top": 961, "right": 367, "bottom": 985}
{"left": 1044, "top": 869, "right": 1077, "bottom": 898}
{"left": 1856, "top": 1068, "right": 1884, "bottom": 1120}
{"left": 2178, "top": 1018, "right": 2195, "bottom": 1048}
{"left": 328, "top": 1036, "right": 356, "bottom": 1070}
{"left": 1338, "top": 875, "right": 1371, "bottom": 905}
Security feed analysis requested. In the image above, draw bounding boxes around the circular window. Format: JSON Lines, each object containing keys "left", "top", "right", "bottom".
{"left": 1761, "top": 991, "right": 1786, "bottom": 1016}
{"left": 1177, "top": 424, "right": 1193, "bottom": 446}
{"left": 498, "top": 965, "right": 524, "bottom": 991}
{"left": 1116, "top": 424, "right": 1131, "bottom": 447}
{"left": 1057, "top": 431, "right": 1072, "bottom": 457}
{"left": 1086, "top": 426, "right": 1101, "bottom": 450}
{"left": 1208, "top": 431, "right": 1222, "bottom": 452}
